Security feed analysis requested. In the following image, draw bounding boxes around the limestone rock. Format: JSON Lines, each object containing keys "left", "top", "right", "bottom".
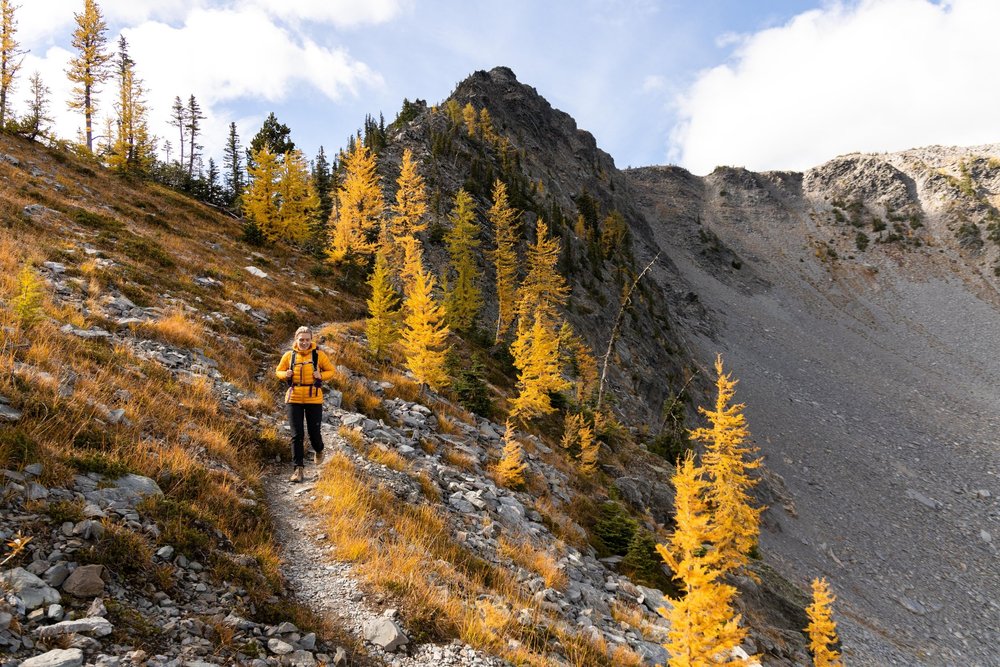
{"left": 363, "top": 617, "right": 409, "bottom": 652}
{"left": 0, "top": 567, "right": 61, "bottom": 610}
{"left": 20, "top": 648, "right": 85, "bottom": 667}
{"left": 36, "top": 616, "right": 113, "bottom": 638}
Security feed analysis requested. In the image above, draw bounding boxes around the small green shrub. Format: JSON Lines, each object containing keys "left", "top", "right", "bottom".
{"left": 0, "top": 429, "right": 38, "bottom": 469}
{"left": 82, "top": 522, "right": 153, "bottom": 577}
{"left": 855, "top": 231, "right": 870, "bottom": 251}
{"left": 46, "top": 499, "right": 86, "bottom": 524}
{"left": 593, "top": 501, "right": 638, "bottom": 556}
{"left": 67, "top": 452, "right": 132, "bottom": 478}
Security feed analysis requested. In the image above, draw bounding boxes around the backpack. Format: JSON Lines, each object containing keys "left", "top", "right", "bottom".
{"left": 287, "top": 348, "right": 320, "bottom": 386}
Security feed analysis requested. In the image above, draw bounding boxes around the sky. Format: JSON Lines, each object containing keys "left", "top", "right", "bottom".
{"left": 8, "top": 0, "right": 999, "bottom": 175}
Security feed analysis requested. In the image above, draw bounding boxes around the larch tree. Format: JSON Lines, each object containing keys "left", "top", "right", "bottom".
{"left": 576, "top": 419, "right": 599, "bottom": 474}
{"left": 657, "top": 452, "right": 749, "bottom": 667}
{"left": 444, "top": 188, "right": 482, "bottom": 332}
{"left": 66, "top": 0, "right": 113, "bottom": 152}
{"left": 401, "top": 250, "right": 450, "bottom": 391}
{"left": 108, "top": 36, "right": 154, "bottom": 177}
{"left": 0, "top": 0, "right": 24, "bottom": 129}
{"left": 327, "top": 141, "right": 383, "bottom": 263}
{"left": 243, "top": 146, "right": 280, "bottom": 242}
{"left": 389, "top": 147, "right": 428, "bottom": 243}
{"left": 517, "top": 219, "right": 569, "bottom": 325}
{"left": 690, "top": 355, "right": 763, "bottom": 576}
{"left": 509, "top": 310, "right": 570, "bottom": 420}
{"left": 277, "top": 149, "right": 317, "bottom": 243}
{"left": 366, "top": 251, "right": 399, "bottom": 359}
{"left": 805, "top": 578, "right": 842, "bottom": 667}
{"left": 560, "top": 324, "right": 598, "bottom": 406}
{"left": 494, "top": 421, "right": 528, "bottom": 489}
{"left": 488, "top": 179, "right": 519, "bottom": 343}
{"left": 462, "top": 102, "right": 477, "bottom": 137}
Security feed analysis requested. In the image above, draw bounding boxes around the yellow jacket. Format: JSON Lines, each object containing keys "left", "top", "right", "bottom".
{"left": 275, "top": 343, "right": 336, "bottom": 404}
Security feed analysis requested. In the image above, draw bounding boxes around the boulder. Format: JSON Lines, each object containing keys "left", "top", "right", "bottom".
{"left": 36, "top": 616, "right": 113, "bottom": 638}
{"left": 62, "top": 564, "right": 106, "bottom": 597}
{"left": 0, "top": 567, "right": 61, "bottom": 610}
{"left": 20, "top": 648, "right": 84, "bottom": 667}
{"left": 364, "top": 617, "right": 409, "bottom": 652}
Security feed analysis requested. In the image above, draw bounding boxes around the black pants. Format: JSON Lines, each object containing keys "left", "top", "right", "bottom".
{"left": 287, "top": 403, "right": 323, "bottom": 467}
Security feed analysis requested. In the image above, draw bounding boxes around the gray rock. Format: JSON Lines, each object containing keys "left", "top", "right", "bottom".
{"left": 20, "top": 648, "right": 84, "bottom": 667}
{"left": 23, "top": 462, "right": 43, "bottom": 476}
{"left": 26, "top": 482, "right": 49, "bottom": 500}
{"left": 268, "top": 637, "right": 295, "bottom": 655}
{"left": 35, "top": 616, "right": 113, "bottom": 637}
{"left": 106, "top": 409, "right": 126, "bottom": 424}
{"left": 275, "top": 621, "right": 299, "bottom": 634}
{"left": 634, "top": 640, "right": 669, "bottom": 665}
{"left": 156, "top": 545, "right": 175, "bottom": 560}
{"left": 85, "top": 473, "right": 162, "bottom": 506}
{"left": 62, "top": 564, "right": 105, "bottom": 597}
{"left": 245, "top": 266, "right": 268, "bottom": 279}
{"left": 0, "top": 567, "right": 61, "bottom": 609}
{"left": 0, "top": 403, "right": 21, "bottom": 422}
{"left": 42, "top": 261, "right": 66, "bottom": 274}
{"left": 905, "top": 488, "right": 942, "bottom": 510}
{"left": 637, "top": 585, "right": 669, "bottom": 614}
{"left": 288, "top": 650, "right": 317, "bottom": 667}
{"left": 43, "top": 564, "right": 70, "bottom": 587}
{"left": 364, "top": 617, "right": 409, "bottom": 651}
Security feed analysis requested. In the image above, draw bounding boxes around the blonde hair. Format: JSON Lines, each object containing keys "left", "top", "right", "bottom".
{"left": 294, "top": 326, "right": 312, "bottom": 337}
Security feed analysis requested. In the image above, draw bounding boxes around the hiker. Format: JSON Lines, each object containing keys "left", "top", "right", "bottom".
{"left": 276, "top": 326, "right": 335, "bottom": 482}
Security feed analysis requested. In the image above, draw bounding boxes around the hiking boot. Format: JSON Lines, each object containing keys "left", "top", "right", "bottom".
{"left": 314, "top": 449, "right": 325, "bottom": 466}
{"left": 289, "top": 466, "right": 304, "bottom": 483}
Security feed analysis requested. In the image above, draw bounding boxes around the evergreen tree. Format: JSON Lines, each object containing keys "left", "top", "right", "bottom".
{"left": 204, "top": 157, "right": 222, "bottom": 206}
{"left": 248, "top": 111, "right": 293, "bottom": 168}
{"left": 169, "top": 95, "right": 186, "bottom": 168}
{"left": 185, "top": 94, "right": 205, "bottom": 178}
{"left": 657, "top": 452, "right": 749, "bottom": 667}
{"left": 18, "top": 71, "right": 51, "bottom": 140}
{"left": 366, "top": 252, "right": 399, "bottom": 359}
{"left": 277, "top": 149, "right": 317, "bottom": 243}
{"left": 243, "top": 146, "right": 280, "bottom": 242}
{"left": 389, "top": 148, "right": 428, "bottom": 241}
{"left": 691, "top": 355, "right": 763, "bottom": 576}
{"left": 222, "top": 122, "right": 244, "bottom": 209}
{"left": 444, "top": 188, "right": 481, "bottom": 332}
{"left": 312, "top": 146, "right": 334, "bottom": 228}
{"left": 510, "top": 310, "right": 570, "bottom": 420}
{"left": 327, "top": 141, "right": 383, "bottom": 263}
{"left": 806, "top": 578, "right": 842, "bottom": 667}
{"left": 401, "top": 248, "right": 450, "bottom": 391}
{"left": 488, "top": 179, "right": 519, "bottom": 343}
{"left": 108, "top": 36, "right": 154, "bottom": 177}
{"left": 0, "top": 0, "right": 24, "bottom": 129}
{"left": 66, "top": 0, "right": 113, "bottom": 152}
{"left": 495, "top": 421, "right": 528, "bottom": 488}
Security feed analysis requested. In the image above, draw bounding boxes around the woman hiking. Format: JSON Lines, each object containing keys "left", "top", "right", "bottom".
{"left": 276, "top": 326, "right": 335, "bottom": 482}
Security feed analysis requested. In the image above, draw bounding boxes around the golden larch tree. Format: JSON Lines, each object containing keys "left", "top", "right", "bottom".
{"left": 389, "top": 148, "right": 428, "bottom": 241}
{"left": 108, "top": 37, "right": 154, "bottom": 177}
{"left": 494, "top": 421, "right": 528, "bottom": 488}
{"left": 0, "top": 0, "right": 24, "bottom": 129}
{"left": 462, "top": 102, "right": 477, "bottom": 137}
{"left": 517, "top": 219, "right": 569, "bottom": 325}
{"left": 401, "top": 250, "right": 450, "bottom": 390}
{"left": 243, "top": 146, "right": 281, "bottom": 242}
{"left": 328, "top": 141, "right": 384, "bottom": 263}
{"left": 488, "top": 179, "right": 519, "bottom": 342}
{"left": 479, "top": 107, "right": 498, "bottom": 143}
{"left": 561, "top": 412, "right": 586, "bottom": 451}
{"left": 560, "top": 323, "right": 598, "bottom": 406}
{"left": 510, "top": 310, "right": 570, "bottom": 420}
{"left": 657, "top": 452, "right": 750, "bottom": 667}
{"left": 576, "top": 418, "right": 599, "bottom": 474}
{"left": 66, "top": 0, "right": 113, "bottom": 152}
{"left": 806, "top": 578, "right": 842, "bottom": 667}
{"left": 444, "top": 188, "right": 482, "bottom": 332}
{"left": 366, "top": 251, "right": 399, "bottom": 359}
{"left": 277, "top": 149, "right": 317, "bottom": 243}
{"left": 690, "top": 354, "right": 763, "bottom": 576}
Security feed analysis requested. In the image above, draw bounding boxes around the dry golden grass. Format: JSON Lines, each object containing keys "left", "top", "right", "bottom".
{"left": 442, "top": 449, "right": 477, "bottom": 471}
{"left": 366, "top": 446, "right": 408, "bottom": 472}
{"left": 140, "top": 308, "right": 206, "bottom": 349}
{"left": 497, "top": 536, "right": 568, "bottom": 591}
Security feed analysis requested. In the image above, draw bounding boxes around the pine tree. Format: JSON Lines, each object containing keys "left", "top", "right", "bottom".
{"left": 401, "top": 250, "right": 450, "bottom": 391}
{"left": 494, "top": 421, "right": 528, "bottom": 488}
{"left": 0, "top": 0, "right": 24, "bottom": 129}
{"left": 204, "top": 157, "right": 222, "bottom": 205}
{"left": 222, "top": 122, "right": 244, "bottom": 209}
{"left": 169, "top": 95, "right": 186, "bottom": 168}
{"left": 185, "top": 94, "right": 205, "bottom": 178}
{"left": 487, "top": 179, "right": 519, "bottom": 343}
{"left": 327, "top": 141, "right": 383, "bottom": 263}
{"left": 366, "top": 252, "right": 399, "bottom": 359}
{"left": 444, "top": 188, "right": 481, "bottom": 332}
{"left": 18, "top": 71, "right": 51, "bottom": 141}
{"left": 517, "top": 219, "right": 569, "bottom": 325}
{"left": 312, "top": 146, "right": 334, "bottom": 228}
{"left": 66, "top": 0, "right": 113, "bottom": 152}
{"left": 108, "top": 36, "right": 153, "bottom": 177}
{"left": 690, "top": 355, "right": 763, "bottom": 576}
{"left": 243, "top": 146, "right": 280, "bottom": 242}
{"left": 248, "top": 111, "right": 294, "bottom": 168}
{"left": 806, "top": 578, "right": 842, "bottom": 667}
{"left": 657, "top": 452, "right": 749, "bottom": 667}
{"left": 389, "top": 148, "right": 428, "bottom": 240}
{"left": 277, "top": 149, "right": 317, "bottom": 243}
{"left": 510, "top": 310, "right": 570, "bottom": 420}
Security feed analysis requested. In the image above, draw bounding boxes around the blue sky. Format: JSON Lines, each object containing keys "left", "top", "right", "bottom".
{"left": 12, "top": 1, "right": 1000, "bottom": 174}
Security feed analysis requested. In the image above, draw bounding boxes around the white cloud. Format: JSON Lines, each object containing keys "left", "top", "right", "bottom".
{"left": 15, "top": 0, "right": 202, "bottom": 45}
{"left": 670, "top": 0, "right": 1000, "bottom": 174}
{"left": 642, "top": 74, "right": 665, "bottom": 93}
{"left": 12, "top": 5, "right": 383, "bottom": 161}
{"left": 246, "top": 0, "right": 410, "bottom": 27}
